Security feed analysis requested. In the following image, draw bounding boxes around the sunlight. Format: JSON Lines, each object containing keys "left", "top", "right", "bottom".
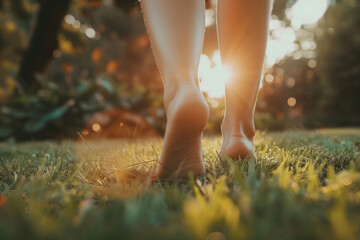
{"left": 198, "top": 51, "right": 232, "bottom": 99}
{"left": 264, "top": 1, "right": 329, "bottom": 68}
{"left": 287, "top": 0, "right": 330, "bottom": 29}
{"left": 205, "top": 9, "right": 216, "bottom": 27}
{"left": 266, "top": 24, "right": 297, "bottom": 67}
{"left": 200, "top": 0, "right": 330, "bottom": 95}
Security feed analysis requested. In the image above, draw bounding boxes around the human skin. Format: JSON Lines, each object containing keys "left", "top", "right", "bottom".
{"left": 218, "top": 0, "right": 272, "bottom": 160}
{"left": 140, "top": 0, "right": 272, "bottom": 178}
{"left": 141, "top": 0, "right": 209, "bottom": 178}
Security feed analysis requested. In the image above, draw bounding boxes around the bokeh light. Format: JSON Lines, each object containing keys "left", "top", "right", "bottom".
{"left": 85, "top": 28, "right": 96, "bottom": 39}
{"left": 64, "top": 14, "right": 75, "bottom": 25}
{"left": 265, "top": 74, "right": 274, "bottom": 84}
{"left": 286, "top": 78, "right": 296, "bottom": 88}
{"left": 266, "top": 24, "right": 297, "bottom": 67}
{"left": 287, "top": 0, "right": 330, "bottom": 29}
{"left": 264, "top": 1, "right": 329, "bottom": 68}
{"left": 287, "top": 97, "right": 297, "bottom": 107}
{"left": 308, "top": 59, "right": 317, "bottom": 68}
{"left": 92, "top": 123, "right": 101, "bottom": 132}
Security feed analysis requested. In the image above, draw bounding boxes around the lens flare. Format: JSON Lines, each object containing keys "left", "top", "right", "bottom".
{"left": 198, "top": 51, "right": 232, "bottom": 98}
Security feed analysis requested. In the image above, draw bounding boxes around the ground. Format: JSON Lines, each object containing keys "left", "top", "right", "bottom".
{"left": 0, "top": 129, "right": 360, "bottom": 240}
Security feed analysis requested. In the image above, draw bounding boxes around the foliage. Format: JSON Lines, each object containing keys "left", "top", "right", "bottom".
{"left": 0, "top": 74, "right": 114, "bottom": 140}
{"left": 0, "top": 73, "right": 163, "bottom": 141}
{"left": 0, "top": 0, "right": 37, "bottom": 100}
{"left": 0, "top": 0, "right": 165, "bottom": 140}
{"left": 257, "top": 0, "right": 360, "bottom": 129}
{"left": 258, "top": 58, "right": 322, "bottom": 129}
{"left": 0, "top": 129, "right": 360, "bottom": 239}
{"left": 316, "top": 0, "right": 360, "bottom": 126}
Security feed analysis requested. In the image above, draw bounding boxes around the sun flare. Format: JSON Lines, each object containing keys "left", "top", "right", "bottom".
{"left": 198, "top": 0, "right": 330, "bottom": 98}
{"left": 198, "top": 51, "right": 232, "bottom": 99}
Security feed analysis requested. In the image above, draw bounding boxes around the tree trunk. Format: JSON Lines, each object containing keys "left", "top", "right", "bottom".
{"left": 18, "top": 0, "right": 71, "bottom": 89}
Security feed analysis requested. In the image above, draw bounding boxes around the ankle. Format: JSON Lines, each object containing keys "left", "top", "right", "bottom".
{"left": 221, "top": 115, "right": 255, "bottom": 140}
{"left": 163, "top": 79, "right": 199, "bottom": 111}
{"left": 163, "top": 71, "right": 198, "bottom": 83}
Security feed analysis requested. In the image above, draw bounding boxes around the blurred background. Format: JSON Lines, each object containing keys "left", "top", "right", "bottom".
{"left": 0, "top": 0, "right": 359, "bottom": 141}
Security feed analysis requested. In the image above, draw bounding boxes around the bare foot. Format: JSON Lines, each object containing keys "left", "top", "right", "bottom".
{"left": 156, "top": 82, "right": 209, "bottom": 179}
{"left": 219, "top": 116, "right": 256, "bottom": 160}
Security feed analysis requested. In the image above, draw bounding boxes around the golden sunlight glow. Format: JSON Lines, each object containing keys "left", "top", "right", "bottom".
{"left": 198, "top": 51, "right": 232, "bottom": 98}
{"left": 198, "top": 1, "right": 330, "bottom": 95}
{"left": 287, "top": 0, "right": 330, "bottom": 29}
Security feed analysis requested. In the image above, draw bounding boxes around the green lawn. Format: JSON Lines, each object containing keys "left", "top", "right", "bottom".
{"left": 0, "top": 129, "right": 360, "bottom": 240}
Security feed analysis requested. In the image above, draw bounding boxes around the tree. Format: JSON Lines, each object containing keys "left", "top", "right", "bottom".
{"left": 18, "top": 0, "right": 72, "bottom": 89}
{"left": 316, "top": 0, "right": 360, "bottom": 126}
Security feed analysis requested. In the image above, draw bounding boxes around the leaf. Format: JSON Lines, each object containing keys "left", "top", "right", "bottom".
{"left": 23, "top": 102, "right": 71, "bottom": 133}
{"left": 97, "top": 77, "right": 114, "bottom": 94}
{"left": 35, "top": 74, "right": 59, "bottom": 91}
{"left": 43, "top": 106, "right": 69, "bottom": 122}
{"left": 24, "top": 119, "right": 47, "bottom": 133}
{"left": 6, "top": 108, "right": 28, "bottom": 118}
{"left": 77, "top": 81, "right": 92, "bottom": 95}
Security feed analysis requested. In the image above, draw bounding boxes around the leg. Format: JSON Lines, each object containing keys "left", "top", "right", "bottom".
{"left": 217, "top": 0, "right": 272, "bottom": 159}
{"left": 141, "top": 0, "right": 209, "bottom": 178}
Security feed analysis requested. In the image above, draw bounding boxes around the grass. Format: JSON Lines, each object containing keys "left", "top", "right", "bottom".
{"left": 0, "top": 129, "right": 360, "bottom": 240}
